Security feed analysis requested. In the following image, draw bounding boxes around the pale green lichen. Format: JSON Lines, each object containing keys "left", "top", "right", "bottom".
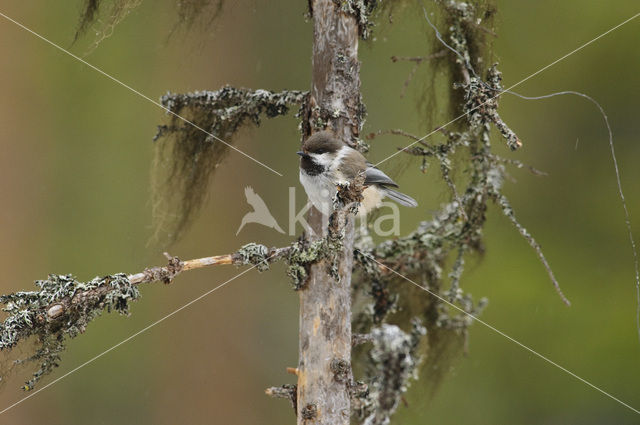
{"left": 351, "top": 0, "right": 540, "bottom": 414}
{"left": 234, "top": 243, "right": 272, "bottom": 272}
{"left": 0, "top": 274, "right": 139, "bottom": 390}
{"left": 353, "top": 320, "right": 426, "bottom": 425}
{"left": 336, "top": 0, "right": 381, "bottom": 39}
{"left": 285, "top": 238, "right": 335, "bottom": 290}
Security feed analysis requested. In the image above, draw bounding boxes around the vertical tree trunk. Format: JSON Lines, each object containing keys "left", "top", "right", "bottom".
{"left": 297, "top": 1, "right": 361, "bottom": 424}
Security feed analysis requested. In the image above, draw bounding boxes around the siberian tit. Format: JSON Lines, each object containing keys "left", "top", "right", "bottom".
{"left": 298, "top": 131, "right": 418, "bottom": 216}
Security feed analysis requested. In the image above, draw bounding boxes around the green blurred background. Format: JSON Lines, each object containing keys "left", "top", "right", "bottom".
{"left": 0, "top": 1, "right": 638, "bottom": 423}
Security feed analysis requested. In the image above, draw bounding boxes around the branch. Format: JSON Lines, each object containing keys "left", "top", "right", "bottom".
{"left": 0, "top": 243, "right": 291, "bottom": 390}
{"left": 152, "top": 86, "right": 308, "bottom": 244}
{"left": 266, "top": 384, "right": 298, "bottom": 413}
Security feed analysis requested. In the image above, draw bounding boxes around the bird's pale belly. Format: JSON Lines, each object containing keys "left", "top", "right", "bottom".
{"left": 299, "top": 170, "right": 383, "bottom": 216}
{"left": 300, "top": 170, "right": 335, "bottom": 215}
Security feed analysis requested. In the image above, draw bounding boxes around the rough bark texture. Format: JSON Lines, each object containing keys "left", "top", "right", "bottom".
{"left": 297, "top": 1, "right": 361, "bottom": 424}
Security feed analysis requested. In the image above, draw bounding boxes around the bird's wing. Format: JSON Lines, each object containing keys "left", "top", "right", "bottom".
{"left": 364, "top": 163, "right": 399, "bottom": 187}
{"left": 336, "top": 148, "right": 367, "bottom": 181}
{"left": 245, "top": 186, "right": 270, "bottom": 211}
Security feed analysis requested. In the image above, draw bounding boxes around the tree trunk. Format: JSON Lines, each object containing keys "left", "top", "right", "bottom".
{"left": 297, "top": 1, "right": 361, "bottom": 424}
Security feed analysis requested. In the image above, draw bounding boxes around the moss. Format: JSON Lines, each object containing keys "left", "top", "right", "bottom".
{"left": 152, "top": 87, "right": 307, "bottom": 244}
{"left": 75, "top": 0, "right": 143, "bottom": 50}
{"left": 173, "top": 0, "right": 224, "bottom": 32}
{"left": 75, "top": 0, "right": 226, "bottom": 48}
{"left": 0, "top": 273, "right": 140, "bottom": 390}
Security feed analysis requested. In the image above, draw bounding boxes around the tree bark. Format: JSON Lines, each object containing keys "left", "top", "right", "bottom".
{"left": 297, "top": 1, "right": 361, "bottom": 424}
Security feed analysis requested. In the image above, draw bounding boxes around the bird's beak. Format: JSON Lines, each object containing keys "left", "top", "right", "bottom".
{"left": 296, "top": 151, "right": 307, "bottom": 157}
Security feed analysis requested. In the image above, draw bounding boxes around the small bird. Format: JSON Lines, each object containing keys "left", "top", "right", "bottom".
{"left": 236, "top": 186, "right": 285, "bottom": 235}
{"left": 298, "top": 131, "right": 417, "bottom": 216}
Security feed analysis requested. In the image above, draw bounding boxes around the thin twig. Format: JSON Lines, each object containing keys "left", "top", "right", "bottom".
{"left": 367, "top": 129, "right": 422, "bottom": 142}
{"left": 506, "top": 89, "right": 640, "bottom": 344}
{"left": 391, "top": 50, "right": 447, "bottom": 97}
{"left": 496, "top": 194, "right": 571, "bottom": 306}
{"left": 128, "top": 254, "right": 233, "bottom": 284}
{"left": 484, "top": 153, "right": 548, "bottom": 176}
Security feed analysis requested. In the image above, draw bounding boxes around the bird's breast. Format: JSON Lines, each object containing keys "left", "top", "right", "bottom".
{"left": 299, "top": 169, "right": 335, "bottom": 215}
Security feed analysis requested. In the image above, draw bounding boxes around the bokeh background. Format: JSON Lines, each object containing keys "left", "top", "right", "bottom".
{"left": 0, "top": 1, "right": 639, "bottom": 423}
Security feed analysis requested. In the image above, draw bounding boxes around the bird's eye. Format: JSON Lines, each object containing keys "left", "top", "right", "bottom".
{"left": 316, "top": 149, "right": 326, "bottom": 154}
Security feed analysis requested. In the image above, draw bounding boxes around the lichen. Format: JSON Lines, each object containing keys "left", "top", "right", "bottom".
{"left": 0, "top": 274, "right": 140, "bottom": 390}
{"left": 301, "top": 403, "right": 318, "bottom": 420}
{"left": 336, "top": 0, "right": 381, "bottom": 39}
{"left": 354, "top": 320, "right": 425, "bottom": 425}
{"left": 460, "top": 64, "right": 522, "bottom": 150}
{"left": 265, "top": 384, "right": 297, "bottom": 412}
{"left": 350, "top": 0, "right": 559, "bottom": 415}
{"left": 234, "top": 243, "right": 272, "bottom": 272}
{"left": 285, "top": 238, "right": 335, "bottom": 290}
{"left": 152, "top": 86, "right": 307, "bottom": 244}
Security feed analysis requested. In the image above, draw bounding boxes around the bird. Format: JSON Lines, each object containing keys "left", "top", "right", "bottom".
{"left": 236, "top": 186, "right": 285, "bottom": 235}
{"left": 298, "top": 130, "right": 417, "bottom": 216}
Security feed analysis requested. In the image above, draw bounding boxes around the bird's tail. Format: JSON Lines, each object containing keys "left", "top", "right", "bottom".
{"left": 382, "top": 188, "right": 418, "bottom": 208}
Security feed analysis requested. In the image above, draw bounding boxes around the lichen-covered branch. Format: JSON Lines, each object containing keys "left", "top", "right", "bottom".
{"left": 353, "top": 321, "right": 425, "bottom": 425}
{"left": 460, "top": 64, "right": 522, "bottom": 150}
{"left": 0, "top": 243, "right": 291, "bottom": 391}
{"left": 152, "top": 86, "right": 308, "bottom": 244}
{"left": 0, "top": 222, "right": 371, "bottom": 393}
{"left": 266, "top": 384, "right": 298, "bottom": 413}
{"left": 347, "top": 5, "right": 571, "bottom": 421}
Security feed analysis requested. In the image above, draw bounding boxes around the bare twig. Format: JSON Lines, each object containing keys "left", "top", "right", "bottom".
{"left": 495, "top": 194, "right": 571, "bottom": 306}
{"left": 484, "top": 153, "right": 548, "bottom": 176}
{"left": 505, "top": 89, "right": 640, "bottom": 342}
{"left": 391, "top": 50, "right": 447, "bottom": 97}
{"left": 367, "top": 129, "right": 422, "bottom": 142}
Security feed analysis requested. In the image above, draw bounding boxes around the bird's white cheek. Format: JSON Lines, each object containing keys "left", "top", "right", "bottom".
{"left": 311, "top": 153, "right": 334, "bottom": 168}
